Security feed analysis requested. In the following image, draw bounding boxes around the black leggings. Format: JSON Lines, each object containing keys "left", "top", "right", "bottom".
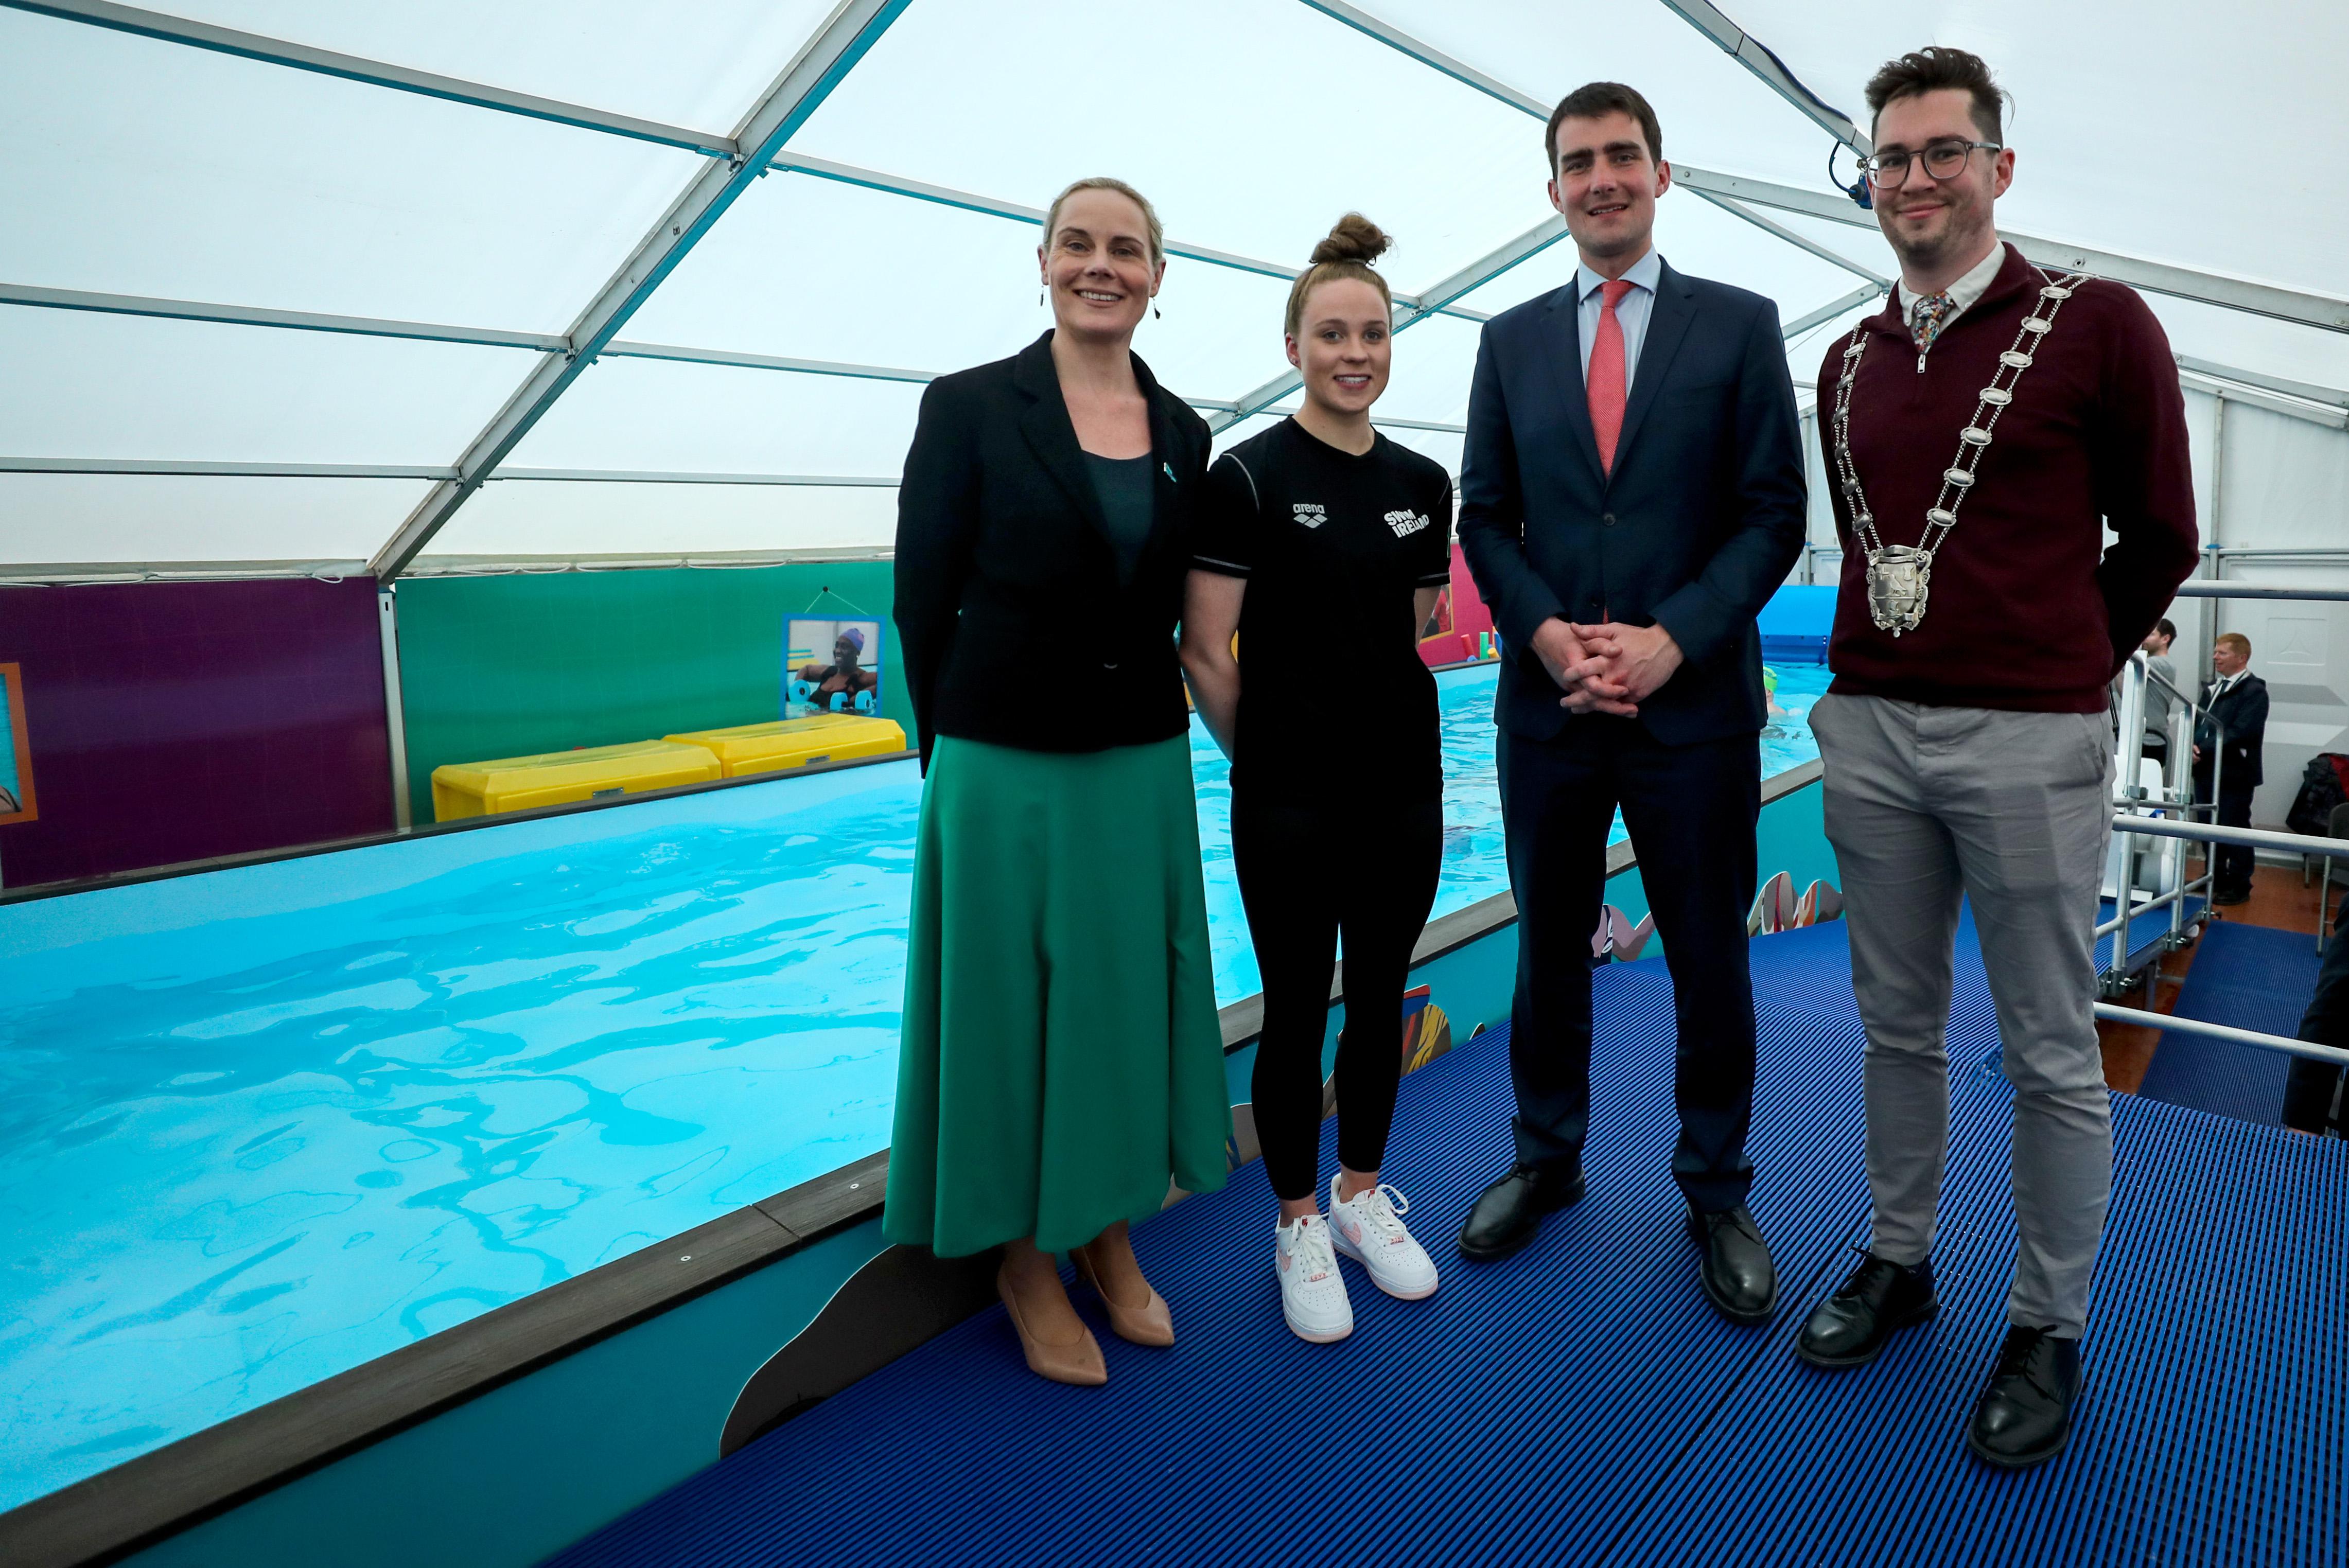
{"left": 1233, "top": 792, "right": 1444, "bottom": 1202}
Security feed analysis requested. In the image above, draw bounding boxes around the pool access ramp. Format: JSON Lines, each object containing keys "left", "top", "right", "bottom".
{"left": 551, "top": 921, "right": 2346, "bottom": 1568}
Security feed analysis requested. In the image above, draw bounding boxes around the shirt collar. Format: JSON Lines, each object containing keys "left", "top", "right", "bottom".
{"left": 1576, "top": 247, "right": 1663, "bottom": 304}
{"left": 1900, "top": 238, "right": 2006, "bottom": 322}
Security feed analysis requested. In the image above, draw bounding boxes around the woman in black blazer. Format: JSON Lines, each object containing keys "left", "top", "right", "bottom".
{"left": 885, "top": 178, "right": 1231, "bottom": 1386}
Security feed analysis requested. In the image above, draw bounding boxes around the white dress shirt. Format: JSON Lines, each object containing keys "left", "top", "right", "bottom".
{"left": 1575, "top": 247, "right": 1664, "bottom": 391}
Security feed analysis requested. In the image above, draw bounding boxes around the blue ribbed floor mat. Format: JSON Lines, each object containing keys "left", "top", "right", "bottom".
{"left": 1604, "top": 1087, "right": 2346, "bottom": 1566}
{"left": 2138, "top": 918, "right": 2323, "bottom": 1127}
{"left": 548, "top": 922, "right": 2344, "bottom": 1568}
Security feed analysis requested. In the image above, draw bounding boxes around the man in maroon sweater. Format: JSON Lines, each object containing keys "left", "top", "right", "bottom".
{"left": 1789, "top": 48, "right": 2199, "bottom": 1469}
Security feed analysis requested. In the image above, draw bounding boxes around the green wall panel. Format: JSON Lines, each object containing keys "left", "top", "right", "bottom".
{"left": 393, "top": 563, "right": 910, "bottom": 820}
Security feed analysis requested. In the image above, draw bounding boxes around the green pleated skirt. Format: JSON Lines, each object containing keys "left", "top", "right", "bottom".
{"left": 883, "top": 734, "right": 1232, "bottom": 1258}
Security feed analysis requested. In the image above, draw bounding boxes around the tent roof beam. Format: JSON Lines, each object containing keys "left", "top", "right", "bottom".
{"left": 363, "top": 0, "right": 911, "bottom": 582}
{"left": 1652, "top": 0, "right": 1870, "bottom": 153}
{"left": 1211, "top": 213, "right": 1570, "bottom": 433}
{"left": 0, "top": 287, "right": 1471, "bottom": 431}
{"left": 1295, "top": 0, "right": 2349, "bottom": 337}
{"left": 1, "top": 283, "right": 571, "bottom": 352}
{"left": 2, "top": 0, "right": 737, "bottom": 155}
{"left": 2173, "top": 354, "right": 2349, "bottom": 413}
{"left": 0, "top": 7, "right": 1491, "bottom": 322}
{"left": 772, "top": 155, "right": 1490, "bottom": 322}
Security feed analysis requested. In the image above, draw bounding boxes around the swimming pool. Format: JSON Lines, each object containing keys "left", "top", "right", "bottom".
{"left": 1198, "top": 661, "right": 1830, "bottom": 996}
{"left": 0, "top": 659, "right": 1828, "bottom": 1505}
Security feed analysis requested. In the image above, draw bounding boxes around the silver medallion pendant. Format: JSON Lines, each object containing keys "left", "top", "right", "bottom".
{"left": 1865, "top": 544, "right": 1932, "bottom": 636}
{"left": 1832, "top": 268, "right": 2089, "bottom": 646}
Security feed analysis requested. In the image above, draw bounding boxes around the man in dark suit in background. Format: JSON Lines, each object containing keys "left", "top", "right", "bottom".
{"left": 2195, "top": 632, "right": 2268, "bottom": 905}
{"left": 1454, "top": 81, "right": 1807, "bottom": 1324}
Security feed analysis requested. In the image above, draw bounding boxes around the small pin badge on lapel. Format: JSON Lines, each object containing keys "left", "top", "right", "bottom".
{"left": 1162, "top": 461, "right": 1178, "bottom": 484}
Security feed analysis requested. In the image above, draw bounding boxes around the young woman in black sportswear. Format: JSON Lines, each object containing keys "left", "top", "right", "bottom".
{"left": 1181, "top": 214, "right": 1452, "bottom": 1344}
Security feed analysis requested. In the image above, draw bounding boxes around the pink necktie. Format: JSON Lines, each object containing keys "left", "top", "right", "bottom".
{"left": 1588, "top": 278, "right": 1633, "bottom": 475}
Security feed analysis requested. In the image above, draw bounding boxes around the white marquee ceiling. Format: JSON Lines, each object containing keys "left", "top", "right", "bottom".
{"left": 2, "top": 0, "right": 2341, "bottom": 570}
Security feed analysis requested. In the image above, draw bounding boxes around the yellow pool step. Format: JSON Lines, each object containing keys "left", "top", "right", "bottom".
{"left": 431, "top": 740, "right": 723, "bottom": 821}
{"left": 662, "top": 715, "right": 907, "bottom": 779}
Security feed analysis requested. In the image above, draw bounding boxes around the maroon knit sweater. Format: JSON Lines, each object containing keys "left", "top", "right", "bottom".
{"left": 1816, "top": 243, "right": 2200, "bottom": 712}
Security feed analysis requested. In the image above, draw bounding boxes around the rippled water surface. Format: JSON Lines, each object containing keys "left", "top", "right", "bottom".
{"left": 0, "top": 661, "right": 1825, "bottom": 1503}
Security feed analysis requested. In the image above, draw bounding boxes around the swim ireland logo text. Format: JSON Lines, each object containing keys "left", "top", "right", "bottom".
{"left": 1386, "top": 509, "right": 1431, "bottom": 537}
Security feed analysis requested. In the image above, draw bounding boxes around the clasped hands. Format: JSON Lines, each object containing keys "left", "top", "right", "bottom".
{"left": 1529, "top": 617, "right": 1683, "bottom": 716}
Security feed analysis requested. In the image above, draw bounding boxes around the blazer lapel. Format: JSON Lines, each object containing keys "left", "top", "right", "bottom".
{"left": 1123, "top": 362, "right": 1185, "bottom": 592}
{"left": 1533, "top": 285, "right": 1607, "bottom": 489}
{"left": 1610, "top": 261, "right": 1695, "bottom": 479}
{"left": 1011, "top": 332, "right": 1110, "bottom": 542}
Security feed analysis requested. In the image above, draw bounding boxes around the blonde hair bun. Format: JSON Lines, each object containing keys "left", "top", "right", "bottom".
{"left": 1309, "top": 213, "right": 1392, "bottom": 267}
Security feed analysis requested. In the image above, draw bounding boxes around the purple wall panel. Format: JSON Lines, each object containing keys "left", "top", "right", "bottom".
{"left": 0, "top": 577, "right": 393, "bottom": 888}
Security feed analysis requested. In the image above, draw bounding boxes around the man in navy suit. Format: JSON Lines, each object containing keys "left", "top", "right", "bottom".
{"left": 1454, "top": 81, "right": 1807, "bottom": 1324}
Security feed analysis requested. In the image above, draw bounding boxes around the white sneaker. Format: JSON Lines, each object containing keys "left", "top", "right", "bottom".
{"left": 1274, "top": 1213, "right": 1354, "bottom": 1343}
{"left": 1328, "top": 1177, "right": 1441, "bottom": 1300}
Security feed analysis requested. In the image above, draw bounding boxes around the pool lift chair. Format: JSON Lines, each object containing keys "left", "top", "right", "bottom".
{"left": 2098, "top": 655, "right": 2213, "bottom": 999}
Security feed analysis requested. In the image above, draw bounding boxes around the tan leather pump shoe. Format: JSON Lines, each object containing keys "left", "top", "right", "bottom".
{"left": 996, "top": 1262, "right": 1106, "bottom": 1386}
{"left": 1072, "top": 1238, "right": 1176, "bottom": 1348}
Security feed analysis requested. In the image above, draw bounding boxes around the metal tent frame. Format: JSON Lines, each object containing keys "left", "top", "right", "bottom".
{"left": 6, "top": 0, "right": 2348, "bottom": 583}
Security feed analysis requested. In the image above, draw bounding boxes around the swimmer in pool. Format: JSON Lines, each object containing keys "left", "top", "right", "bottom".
{"left": 795, "top": 628, "right": 879, "bottom": 708}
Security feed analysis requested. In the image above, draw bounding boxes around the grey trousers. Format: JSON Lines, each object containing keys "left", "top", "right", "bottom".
{"left": 1810, "top": 694, "right": 2115, "bottom": 1337}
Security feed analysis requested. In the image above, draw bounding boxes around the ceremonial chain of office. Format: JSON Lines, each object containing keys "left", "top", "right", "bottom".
{"left": 1832, "top": 267, "right": 2093, "bottom": 636}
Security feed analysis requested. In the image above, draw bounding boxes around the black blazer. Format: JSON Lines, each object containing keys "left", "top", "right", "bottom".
{"left": 2195, "top": 671, "right": 2268, "bottom": 788}
{"left": 895, "top": 331, "right": 1213, "bottom": 768}
{"left": 1456, "top": 259, "right": 1807, "bottom": 746}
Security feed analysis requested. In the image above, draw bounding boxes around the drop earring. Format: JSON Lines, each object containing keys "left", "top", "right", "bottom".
{"left": 1153, "top": 299, "right": 1163, "bottom": 320}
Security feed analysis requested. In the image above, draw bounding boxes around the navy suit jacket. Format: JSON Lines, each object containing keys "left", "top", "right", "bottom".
{"left": 1457, "top": 259, "right": 1807, "bottom": 746}
{"left": 2195, "top": 672, "right": 2268, "bottom": 789}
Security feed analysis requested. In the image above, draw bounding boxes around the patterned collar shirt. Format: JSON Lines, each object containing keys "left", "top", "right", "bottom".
{"left": 1899, "top": 239, "right": 2008, "bottom": 355}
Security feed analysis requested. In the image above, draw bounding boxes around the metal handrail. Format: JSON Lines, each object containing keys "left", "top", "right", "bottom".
{"left": 2096, "top": 585, "right": 2347, "bottom": 1072}
{"left": 2103, "top": 651, "right": 2220, "bottom": 960}
{"left": 2110, "top": 816, "right": 2349, "bottom": 857}
{"left": 2092, "top": 1004, "right": 2349, "bottom": 1069}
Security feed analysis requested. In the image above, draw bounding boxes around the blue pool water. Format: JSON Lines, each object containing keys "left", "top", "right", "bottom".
{"left": 0, "top": 660, "right": 1827, "bottom": 1504}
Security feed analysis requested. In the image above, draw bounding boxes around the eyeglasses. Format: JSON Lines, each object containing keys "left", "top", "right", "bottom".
{"left": 1862, "top": 138, "right": 2002, "bottom": 189}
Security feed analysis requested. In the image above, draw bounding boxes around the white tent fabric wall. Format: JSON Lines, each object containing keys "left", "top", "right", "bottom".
{"left": 2192, "top": 395, "right": 2349, "bottom": 827}
{"left": 0, "top": 0, "right": 2343, "bottom": 577}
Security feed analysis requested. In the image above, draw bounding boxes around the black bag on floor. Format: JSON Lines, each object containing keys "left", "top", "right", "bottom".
{"left": 2286, "top": 753, "right": 2349, "bottom": 838}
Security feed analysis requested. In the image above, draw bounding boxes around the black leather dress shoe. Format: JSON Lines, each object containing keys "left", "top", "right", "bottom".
{"left": 1457, "top": 1161, "right": 1584, "bottom": 1261}
{"left": 1687, "top": 1204, "right": 1777, "bottom": 1325}
{"left": 1968, "top": 1326, "right": 2082, "bottom": 1469}
{"left": 1795, "top": 1253, "right": 1937, "bottom": 1368}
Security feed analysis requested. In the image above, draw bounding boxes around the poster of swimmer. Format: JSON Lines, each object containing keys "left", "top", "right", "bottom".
{"left": 784, "top": 619, "right": 884, "bottom": 718}
{"left": 0, "top": 663, "right": 34, "bottom": 824}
